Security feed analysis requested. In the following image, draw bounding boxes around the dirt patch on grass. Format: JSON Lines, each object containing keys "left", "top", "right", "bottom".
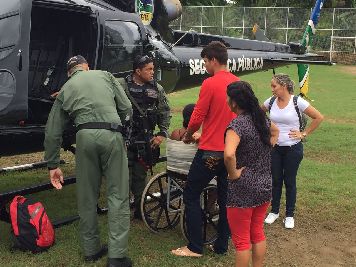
{"left": 324, "top": 117, "right": 356, "bottom": 125}
{"left": 0, "top": 152, "right": 44, "bottom": 168}
{"left": 0, "top": 150, "right": 75, "bottom": 168}
{"left": 171, "top": 107, "right": 183, "bottom": 113}
{"left": 265, "top": 213, "right": 356, "bottom": 267}
{"left": 337, "top": 65, "right": 356, "bottom": 76}
{"left": 304, "top": 150, "right": 356, "bottom": 164}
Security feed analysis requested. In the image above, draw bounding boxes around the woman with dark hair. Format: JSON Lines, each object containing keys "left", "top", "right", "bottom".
{"left": 224, "top": 81, "right": 279, "bottom": 267}
{"left": 262, "top": 74, "right": 323, "bottom": 229}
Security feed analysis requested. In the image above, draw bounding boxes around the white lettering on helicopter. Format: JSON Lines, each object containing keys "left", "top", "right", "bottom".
{"left": 189, "top": 59, "right": 206, "bottom": 75}
{"left": 189, "top": 57, "right": 264, "bottom": 75}
{"left": 228, "top": 57, "right": 264, "bottom": 72}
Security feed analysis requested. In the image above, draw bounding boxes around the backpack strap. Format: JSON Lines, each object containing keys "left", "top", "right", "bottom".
{"left": 268, "top": 96, "right": 276, "bottom": 112}
{"left": 293, "top": 95, "right": 303, "bottom": 132}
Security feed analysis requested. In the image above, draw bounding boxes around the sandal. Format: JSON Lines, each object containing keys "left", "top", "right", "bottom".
{"left": 171, "top": 246, "right": 202, "bottom": 257}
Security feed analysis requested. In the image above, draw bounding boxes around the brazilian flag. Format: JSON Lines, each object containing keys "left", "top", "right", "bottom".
{"left": 298, "top": 0, "right": 324, "bottom": 101}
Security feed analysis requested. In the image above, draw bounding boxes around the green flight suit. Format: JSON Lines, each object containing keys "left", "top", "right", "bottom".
{"left": 117, "top": 77, "right": 171, "bottom": 215}
{"left": 44, "top": 70, "right": 132, "bottom": 258}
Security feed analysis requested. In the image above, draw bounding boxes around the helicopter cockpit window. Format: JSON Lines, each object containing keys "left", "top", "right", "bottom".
{"left": 102, "top": 21, "right": 142, "bottom": 75}
{"left": 0, "top": 1, "right": 21, "bottom": 60}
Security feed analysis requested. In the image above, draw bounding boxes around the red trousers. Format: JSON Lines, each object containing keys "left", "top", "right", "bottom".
{"left": 227, "top": 202, "right": 270, "bottom": 251}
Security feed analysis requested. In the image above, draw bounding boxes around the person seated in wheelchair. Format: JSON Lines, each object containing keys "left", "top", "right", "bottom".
{"left": 140, "top": 103, "right": 219, "bottom": 240}
{"left": 170, "top": 104, "right": 200, "bottom": 142}
{"left": 168, "top": 103, "right": 200, "bottom": 176}
{"left": 169, "top": 104, "right": 218, "bottom": 219}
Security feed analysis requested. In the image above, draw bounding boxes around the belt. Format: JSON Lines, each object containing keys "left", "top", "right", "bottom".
{"left": 275, "top": 142, "right": 301, "bottom": 148}
{"left": 77, "top": 122, "right": 123, "bottom": 133}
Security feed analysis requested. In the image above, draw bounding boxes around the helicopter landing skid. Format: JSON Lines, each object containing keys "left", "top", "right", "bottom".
{"left": 0, "top": 176, "right": 107, "bottom": 228}
{"left": 0, "top": 160, "right": 66, "bottom": 174}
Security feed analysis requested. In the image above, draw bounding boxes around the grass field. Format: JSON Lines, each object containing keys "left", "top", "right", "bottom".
{"left": 0, "top": 65, "right": 355, "bottom": 267}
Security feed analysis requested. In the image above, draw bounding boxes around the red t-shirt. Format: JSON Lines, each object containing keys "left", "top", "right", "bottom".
{"left": 188, "top": 70, "right": 240, "bottom": 151}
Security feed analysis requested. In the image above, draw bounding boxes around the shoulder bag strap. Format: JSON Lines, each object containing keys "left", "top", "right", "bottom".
{"left": 293, "top": 95, "right": 303, "bottom": 131}
{"left": 268, "top": 96, "right": 276, "bottom": 112}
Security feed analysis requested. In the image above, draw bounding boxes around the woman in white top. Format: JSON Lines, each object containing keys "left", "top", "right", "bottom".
{"left": 261, "top": 74, "right": 323, "bottom": 229}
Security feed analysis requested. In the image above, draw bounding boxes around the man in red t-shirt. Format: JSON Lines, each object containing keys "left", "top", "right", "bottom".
{"left": 172, "top": 41, "right": 240, "bottom": 257}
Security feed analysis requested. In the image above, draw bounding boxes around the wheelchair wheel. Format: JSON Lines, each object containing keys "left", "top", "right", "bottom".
{"left": 180, "top": 184, "right": 219, "bottom": 245}
{"left": 141, "top": 172, "right": 183, "bottom": 233}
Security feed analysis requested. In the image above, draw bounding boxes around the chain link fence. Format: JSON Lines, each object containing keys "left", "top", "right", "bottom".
{"left": 170, "top": 6, "right": 356, "bottom": 63}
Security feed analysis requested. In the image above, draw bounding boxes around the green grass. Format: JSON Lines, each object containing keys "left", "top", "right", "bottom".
{"left": 1, "top": 65, "right": 356, "bottom": 266}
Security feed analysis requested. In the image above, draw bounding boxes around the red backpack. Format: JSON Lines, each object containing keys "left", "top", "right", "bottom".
{"left": 10, "top": 196, "right": 55, "bottom": 253}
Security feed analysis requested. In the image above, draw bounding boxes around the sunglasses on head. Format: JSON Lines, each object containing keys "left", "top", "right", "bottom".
{"left": 137, "top": 55, "right": 152, "bottom": 64}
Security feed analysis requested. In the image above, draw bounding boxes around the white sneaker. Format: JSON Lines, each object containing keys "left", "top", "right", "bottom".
{"left": 264, "top": 213, "right": 279, "bottom": 224}
{"left": 284, "top": 217, "right": 295, "bottom": 229}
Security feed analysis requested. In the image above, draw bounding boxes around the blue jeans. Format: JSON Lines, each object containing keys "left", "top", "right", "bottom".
{"left": 271, "top": 142, "right": 303, "bottom": 217}
{"left": 183, "top": 149, "right": 230, "bottom": 254}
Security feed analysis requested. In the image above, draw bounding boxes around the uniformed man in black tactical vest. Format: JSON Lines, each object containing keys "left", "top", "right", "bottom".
{"left": 117, "top": 55, "right": 171, "bottom": 220}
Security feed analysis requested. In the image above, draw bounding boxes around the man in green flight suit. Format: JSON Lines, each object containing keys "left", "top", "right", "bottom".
{"left": 44, "top": 55, "right": 133, "bottom": 267}
{"left": 117, "top": 55, "right": 171, "bottom": 221}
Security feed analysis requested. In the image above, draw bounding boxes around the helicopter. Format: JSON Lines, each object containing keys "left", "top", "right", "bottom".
{"left": 0, "top": 0, "right": 330, "bottom": 226}
{"left": 0, "top": 0, "right": 329, "bottom": 157}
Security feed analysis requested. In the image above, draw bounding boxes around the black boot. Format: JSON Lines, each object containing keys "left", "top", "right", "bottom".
{"left": 133, "top": 210, "right": 143, "bottom": 220}
{"left": 84, "top": 245, "right": 108, "bottom": 262}
{"left": 107, "top": 257, "right": 132, "bottom": 267}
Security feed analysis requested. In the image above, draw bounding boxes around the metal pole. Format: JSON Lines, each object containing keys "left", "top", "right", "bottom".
{"left": 264, "top": 7, "right": 267, "bottom": 35}
{"left": 330, "top": 8, "right": 336, "bottom": 62}
{"left": 201, "top": 6, "right": 203, "bottom": 33}
{"left": 286, "top": 7, "right": 290, "bottom": 44}
{"left": 242, "top": 7, "right": 245, "bottom": 38}
{"left": 330, "top": 36, "right": 334, "bottom": 62}
{"left": 222, "top": 6, "right": 225, "bottom": 35}
{"left": 179, "top": 11, "right": 182, "bottom": 31}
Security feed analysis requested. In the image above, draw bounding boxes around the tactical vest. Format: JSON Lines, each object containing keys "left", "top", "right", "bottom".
{"left": 125, "top": 75, "right": 159, "bottom": 134}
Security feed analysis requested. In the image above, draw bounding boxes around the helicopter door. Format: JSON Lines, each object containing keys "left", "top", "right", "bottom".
{"left": 0, "top": 0, "right": 32, "bottom": 123}
{"left": 97, "top": 10, "right": 145, "bottom": 77}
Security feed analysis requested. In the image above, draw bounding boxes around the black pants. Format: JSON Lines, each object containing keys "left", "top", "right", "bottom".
{"left": 183, "top": 149, "right": 230, "bottom": 254}
{"left": 271, "top": 142, "right": 303, "bottom": 217}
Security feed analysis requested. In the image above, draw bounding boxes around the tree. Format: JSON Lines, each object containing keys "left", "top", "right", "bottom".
{"left": 180, "top": 0, "right": 228, "bottom": 5}
{"left": 230, "top": 0, "right": 355, "bottom": 7}
{"left": 231, "top": 0, "right": 310, "bottom": 7}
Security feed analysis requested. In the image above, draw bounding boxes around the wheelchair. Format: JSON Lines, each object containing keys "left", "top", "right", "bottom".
{"left": 140, "top": 139, "right": 220, "bottom": 244}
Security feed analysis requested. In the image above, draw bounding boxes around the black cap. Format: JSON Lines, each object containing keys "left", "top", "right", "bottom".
{"left": 66, "top": 55, "right": 88, "bottom": 71}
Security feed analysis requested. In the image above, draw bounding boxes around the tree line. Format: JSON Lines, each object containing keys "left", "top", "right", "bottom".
{"left": 180, "top": 0, "right": 355, "bottom": 8}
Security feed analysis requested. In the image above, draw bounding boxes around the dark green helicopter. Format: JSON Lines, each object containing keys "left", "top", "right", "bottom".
{"left": 0, "top": 0, "right": 330, "bottom": 226}
{"left": 0, "top": 0, "right": 328, "bottom": 156}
